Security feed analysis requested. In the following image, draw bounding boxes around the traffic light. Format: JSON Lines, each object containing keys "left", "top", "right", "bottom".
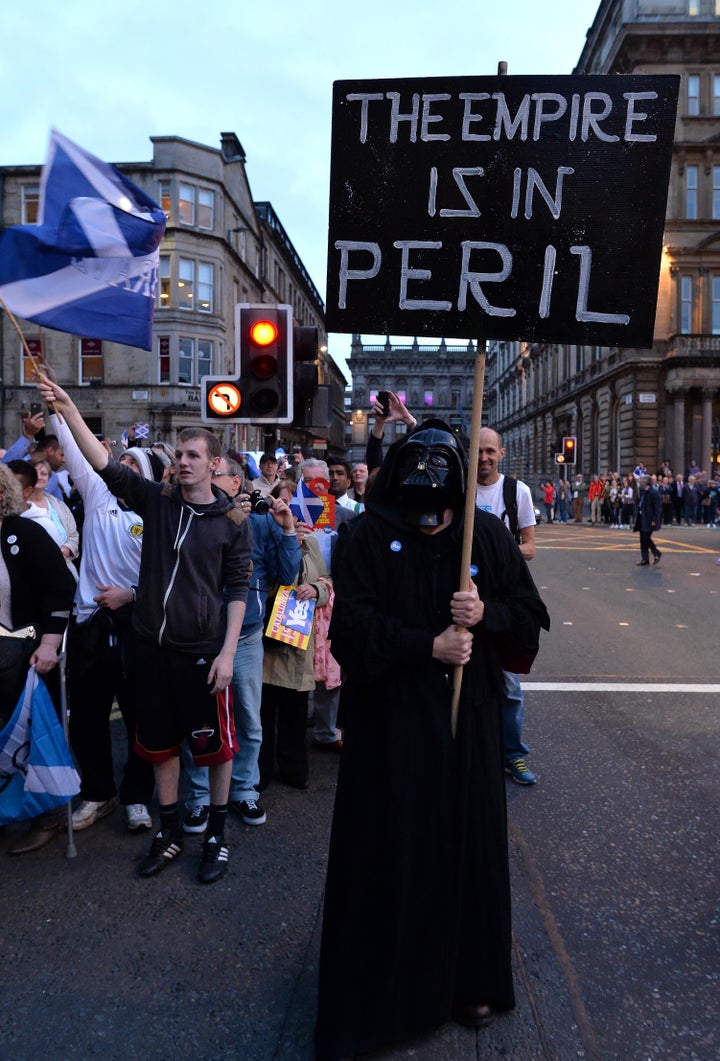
{"left": 293, "top": 325, "right": 319, "bottom": 427}
{"left": 563, "top": 436, "right": 577, "bottom": 464}
{"left": 202, "top": 304, "right": 294, "bottom": 424}
{"left": 237, "top": 304, "right": 292, "bottom": 423}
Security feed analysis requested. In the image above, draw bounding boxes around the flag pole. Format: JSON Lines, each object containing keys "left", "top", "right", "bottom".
{"left": 450, "top": 58, "right": 507, "bottom": 739}
{"left": 0, "top": 295, "right": 61, "bottom": 420}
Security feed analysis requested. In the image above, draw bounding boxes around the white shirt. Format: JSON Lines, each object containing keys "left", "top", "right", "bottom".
{"left": 22, "top": 501, "right": 64, "bottom": 546}
{"left": 50, "top": 415, "right": 144, "bottom": 622}
{"left": 335, "top": 492, "right": 364, "bottom": 514}
{"left": 475, "top": 474, "right": 535, "bottom": 531}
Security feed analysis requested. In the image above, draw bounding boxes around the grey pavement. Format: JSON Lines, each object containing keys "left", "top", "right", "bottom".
{"left": 1, "top": 729, "right": 589, "bottom": 1061}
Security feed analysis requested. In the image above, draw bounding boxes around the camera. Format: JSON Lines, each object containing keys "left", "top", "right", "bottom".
{"left": 249, "top": 489, "right": 272, "bottom": 515}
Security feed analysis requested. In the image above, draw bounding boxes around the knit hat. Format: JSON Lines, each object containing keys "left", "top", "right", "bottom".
{"left": 151, "top": 441, "right": 176, "bottom": 469}
{"left": 122, "top": 447, "right": 164, "bottom": 482}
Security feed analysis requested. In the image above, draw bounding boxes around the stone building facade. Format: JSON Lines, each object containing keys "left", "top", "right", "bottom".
{"left": 0, "top": 132, "right": 345, "bottom": 456}
{"left": 484, "top": 0, "right": 720, "bottom": 487}
{"left": 345, "top": 334, "right": 478, "bottom": 462}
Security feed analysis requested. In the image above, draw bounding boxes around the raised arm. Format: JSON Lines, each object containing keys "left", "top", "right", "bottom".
{"left": 36, "top": 375, "right": 109, "bottom": 472}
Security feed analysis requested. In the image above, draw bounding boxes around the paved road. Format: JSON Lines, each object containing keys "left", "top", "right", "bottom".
{"left": 1, "top": 523, "right": 717, "bottom": 1060}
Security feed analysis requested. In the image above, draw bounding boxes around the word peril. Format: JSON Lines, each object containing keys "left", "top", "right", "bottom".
{"left": 333, "top": 240, "right": 630, "bottom": 327}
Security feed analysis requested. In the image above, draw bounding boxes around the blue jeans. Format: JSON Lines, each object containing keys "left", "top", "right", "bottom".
{"left": 502, "top": 671, "right": 530, "bottom": 762}
{"left": 183, "top": 626, "right": 264, "bottom": 807}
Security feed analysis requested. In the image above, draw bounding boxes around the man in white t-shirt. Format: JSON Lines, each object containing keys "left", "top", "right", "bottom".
{"left": 475, "top": 427, "right": 538, "bottom": 785}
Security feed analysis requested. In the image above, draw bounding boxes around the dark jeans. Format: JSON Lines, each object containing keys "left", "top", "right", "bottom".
{"left": 68, "top": 617, "right": 154, "bottom": 805}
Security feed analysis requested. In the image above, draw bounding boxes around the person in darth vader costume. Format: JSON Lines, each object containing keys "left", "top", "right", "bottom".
{"left": 315, "top": 420, "right": 549, "bottom": 1060}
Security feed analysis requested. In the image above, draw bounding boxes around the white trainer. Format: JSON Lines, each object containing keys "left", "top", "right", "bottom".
{"left": 124, "top": 804, "right": 153, "bottom": 832}
{"left": 71, "top": 797, "right": 117, "bottom": 831}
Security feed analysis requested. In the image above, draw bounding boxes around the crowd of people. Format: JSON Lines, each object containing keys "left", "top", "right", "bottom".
{"left": 0, "top": 375, "right": 554, "bottom": 1057}
{"left": 539, "top": 462, "right": 720, "bottom": 528}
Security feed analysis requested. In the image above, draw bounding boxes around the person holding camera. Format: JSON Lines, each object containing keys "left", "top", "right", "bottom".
{"left": 182, "top": 456, "right": 301, "bottom": 832}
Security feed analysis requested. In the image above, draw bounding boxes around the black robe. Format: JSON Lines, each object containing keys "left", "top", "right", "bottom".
{"left": 315, "top": 501, "right": 549, "bottom": 1060}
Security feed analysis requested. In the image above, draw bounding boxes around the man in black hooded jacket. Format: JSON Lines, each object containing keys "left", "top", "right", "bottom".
{"left": 38, "top": 375, "right": 252, "bottom": 885}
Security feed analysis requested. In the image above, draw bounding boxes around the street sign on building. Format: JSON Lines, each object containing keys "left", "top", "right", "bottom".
{"left": 326, "top": 75, "right": 679, "bottom": 348}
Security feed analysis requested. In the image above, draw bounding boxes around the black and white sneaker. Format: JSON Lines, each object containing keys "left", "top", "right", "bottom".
{"left": 198, "top": 836, "right": 229, "bottom": 885}
{"left": 183, "top": 804, "right": 210, "bottom": 834}
{"left": 138, "top": 832, "right": 184, "bottom": 877}
{"left": 231, "top": 797, "right": 267, "bottom": 826}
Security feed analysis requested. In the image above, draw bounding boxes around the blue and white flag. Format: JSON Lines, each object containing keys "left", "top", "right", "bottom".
{"left": 0, "top": 129, "right": 166, "bottom": 350}
{"left": 0, "top": 669, "right": 80, "bottom": 824}
{"left": 290, "top": 480, "right": 325, "bottom": 527}
{"left": 134, "top": 422, "right": 150, "bottom": 439}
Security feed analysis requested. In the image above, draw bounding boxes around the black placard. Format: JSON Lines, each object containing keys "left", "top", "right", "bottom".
{"left": 326, "top": 75, "right": 679, "bottom": 348}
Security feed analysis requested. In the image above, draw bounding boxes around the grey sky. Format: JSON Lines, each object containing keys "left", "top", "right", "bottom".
{"left": 0, "top": 0, "right": 602, "bottom": 375}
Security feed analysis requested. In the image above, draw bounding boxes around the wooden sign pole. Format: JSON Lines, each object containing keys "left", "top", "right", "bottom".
{"left": 450, "top": 60, "right": 506, "bottom": 739}
{"left": 450, "top": 338, "right": 485, "bottom": 738}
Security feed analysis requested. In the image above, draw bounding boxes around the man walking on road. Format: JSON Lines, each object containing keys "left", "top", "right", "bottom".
{"left": 37, "top": 376, "right": 252, "bottom": 885}
{"left": 636, "top": 475, "right": 663, "bottom": 567}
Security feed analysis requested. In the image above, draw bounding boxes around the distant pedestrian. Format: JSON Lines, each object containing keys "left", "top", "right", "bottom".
{"left": 635, "top": 476, "right": 662, "bottom": 566}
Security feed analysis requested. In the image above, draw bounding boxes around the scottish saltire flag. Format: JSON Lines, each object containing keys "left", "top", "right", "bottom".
{"left": 0, "top": 129, "right": 166, "bottom": 350}
{"left": 0, "top": 669, "right": 80, "bottom": 824}
{"left": 134, "top": 422, "right": 150, "bottom": 439}
{"left": 290, "top": 480, "right": 325, "bottom": 527}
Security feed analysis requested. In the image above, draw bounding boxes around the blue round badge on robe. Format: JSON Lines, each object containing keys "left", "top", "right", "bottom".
{"left": 470, "top": 564, "right": 478, "bottom": 576}
{"left": 390, "top": 540, "right": 402, "bottom": 552}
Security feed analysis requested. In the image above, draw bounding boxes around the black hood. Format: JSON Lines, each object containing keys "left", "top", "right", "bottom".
{"left": 366, "top": 418, "right": 468, "bottom": 529}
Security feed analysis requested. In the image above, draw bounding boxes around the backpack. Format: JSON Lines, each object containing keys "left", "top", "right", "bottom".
{"left": 500, "top": 475, "right": 522, "bottom": 545}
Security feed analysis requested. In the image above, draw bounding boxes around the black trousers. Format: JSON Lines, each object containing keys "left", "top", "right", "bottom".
{"left": 68, "top": 618, "right": 154, "bottom": 805}
{"left": 259, "top": 684, "right": 309, "bottom": 788}
{"left": 639, "top": 530, "right": 660, "bottom": 563}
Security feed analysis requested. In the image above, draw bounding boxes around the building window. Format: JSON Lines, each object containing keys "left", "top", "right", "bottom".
{"left": 424, "top": 389, "right": 434, "bottom": 407}
{"left": 79, "top": 338, "right": 103, "bottom": 385}
{"left": 197, "top": 189, "right": 214, "bottom": 230}
{"left": 686, "top": 166, "right": 698, "bottom": 219}
{"left": 21, "top": 186, "right": 39, "bottom": 224}
{"left": 713, "top": 168, "right": 720, "bottom": 220}
{"left": 680, "top": 276, "right": 693, "bottom": 334}
{"left": 197, "top": 262, "right": 213, "bottom": 313}
{"left": 159, "top": 181, "right": 171, "bottom": 220}
{"left": 687, "top": 74, "right": 700, "bottom": 115}
{"left": 178, "top": 259, "right": 194, "bottom": 310}
{"left": 712, "top": 278, "right": 720, "bottom": 334}
{"left": 21, "top": 338, "right": 44, "bottom": 384}
{"left": 178, "top": 337, "right": 213, "bottom": 385}
{"left": 714, "top": 75, "right": 720, "bottom": 115}
{"left": 688, "top": 0, "right": 699, "bottom": 15}
{"left": 198, "top": 339, "right": 213, "bottom": 378}
{"left": 158, "top": 336, "right": 171, "bottom": 383}
{"left": 178, "top": 183, "right": 195, "bottom": 225}
{"left": 158, "top": 255, "right": 171, "bottom": 308}
{"left": 179, "top": 338, "right": 194, "bottom": 384}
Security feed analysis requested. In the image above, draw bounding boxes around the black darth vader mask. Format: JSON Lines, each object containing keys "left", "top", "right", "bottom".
{"left": 389, "top": 423, "right": 467, "bottom": 526}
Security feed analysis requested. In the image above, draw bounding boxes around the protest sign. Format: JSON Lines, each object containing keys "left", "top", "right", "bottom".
{"left": 326, "top": 75, "right": 679, "bottom": 348}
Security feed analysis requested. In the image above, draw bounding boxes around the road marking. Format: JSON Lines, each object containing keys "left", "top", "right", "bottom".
{"left": 521, "top": 682, "right": 720, "bottom": 693}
